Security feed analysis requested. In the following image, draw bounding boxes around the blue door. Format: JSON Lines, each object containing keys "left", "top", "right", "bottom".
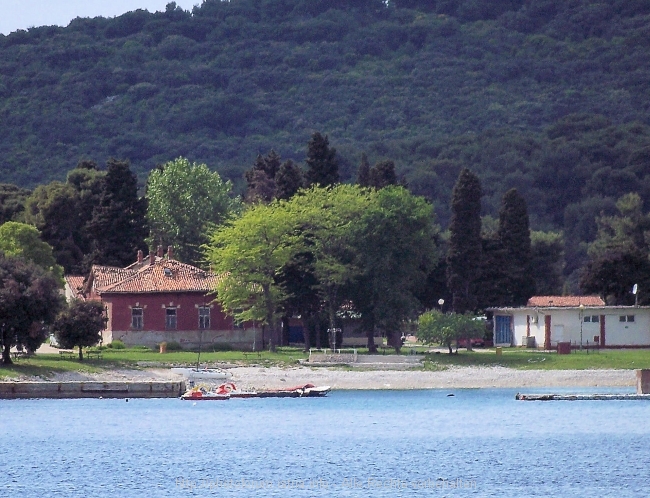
{"left": 495, "top": 315, "right": 512, "bottom": 345}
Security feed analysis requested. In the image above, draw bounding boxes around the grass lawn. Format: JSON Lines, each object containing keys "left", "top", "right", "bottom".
{"left": 424, "top": 348, "right": 650, "bottom": 370}
{"left": 0, "top": 347, "right": 310, "bottom": 380}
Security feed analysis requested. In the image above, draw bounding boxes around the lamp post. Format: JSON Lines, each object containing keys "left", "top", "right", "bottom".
{"left": 579, "top": 304, "right": 584, "bottom": 351}
{"left": 438, "top": 298, "right": 445, "bottom": 311}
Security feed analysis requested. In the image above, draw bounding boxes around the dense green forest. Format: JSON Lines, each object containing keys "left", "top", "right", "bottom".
{"left": 1, "top": 0, "right": 650, "bottom": 289}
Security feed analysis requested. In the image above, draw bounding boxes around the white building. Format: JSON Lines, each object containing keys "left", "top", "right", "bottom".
{"left": 489, "top": 296, "right": 650, "bottom": 349}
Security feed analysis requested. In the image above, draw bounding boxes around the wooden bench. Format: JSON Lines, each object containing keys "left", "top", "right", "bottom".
{"left": 11, "top": 351, "right": 27, "bottom": 360}
{"left": 243, "top": 351, "right": 262, "bottom": 360}
{"left": 58, "top": 350, "right": 76, "bottom": 360}
{"left": 85, "top": 350, "right": 103, "bottom": 360}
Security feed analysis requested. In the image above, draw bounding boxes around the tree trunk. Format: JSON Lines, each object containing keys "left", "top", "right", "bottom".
{"left": 2, "top": 343, "right": 12, "bottom": 365}
{"left": 365, "top": 315, "right": 377, "bottom": 353}
{"left": 447, "top": 341, "right": 453, "bottom": 354}
{"left": 315, "top": 321, "right": 321, "bottom": 349}
{"left": 78, "top": 345, "right": 84, "bottom": 361}
{"left": 262, "top": 284, "right": 276, "bottom": 352}
{"left": 302, "top": 314, "right": 311, "bottom": 352}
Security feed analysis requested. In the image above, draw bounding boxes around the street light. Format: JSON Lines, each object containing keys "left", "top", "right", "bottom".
{"left": 579, "top": 304, "right": 585, "bottom": 351}
{"left": 438, "top": 298, "right": 445, "bottom": 311}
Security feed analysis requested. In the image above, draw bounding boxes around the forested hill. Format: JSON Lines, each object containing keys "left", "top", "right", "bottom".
{"left": 2, "top": 0, "right": 650, "bottom": 229}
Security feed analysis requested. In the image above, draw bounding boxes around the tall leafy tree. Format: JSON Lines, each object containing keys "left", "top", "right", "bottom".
{"left": 351, "top": 186, "right": 439, "bottom": 351}
{"left": 87, "top": 159, "right": 148, "bottom": 268}
{"left": 304, "top": 132, "right": 339, "bottom": 187}
{"left": 23, "top": 182, "right": 86, "bottom": 274}
{"left": 497, "top": 188, "right": 535, "bottom": 305}
{"left": 287, "top": 185, "right": 371, "bottom": 341}
{"left": 0, "top": 254, "right": 63, "bottom": 364}
{"left": 146, "top": 157, "right": 239, "bottom": 265}
{"left": 447, "top": 168, "right": 482, "bottom": 313}
{"left": 0, "top": 222, "right": 63, "bottom": 282}
{"left": 205, "top": 202, "right": 303, "bottom": 352}
{"left": 53, "top": 299, "right": 107, "bottom": 361}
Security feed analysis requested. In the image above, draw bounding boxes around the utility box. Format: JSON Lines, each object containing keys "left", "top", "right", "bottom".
{"left": 557, "top": 342, "right": 571, "bottom": 355}
{"left": 526, "top": 336, "right": 536, "bottom": 349}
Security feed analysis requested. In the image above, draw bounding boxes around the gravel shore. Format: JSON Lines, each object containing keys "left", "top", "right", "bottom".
{"left": 21, "top": 365, "right": 637, "bottom": 390}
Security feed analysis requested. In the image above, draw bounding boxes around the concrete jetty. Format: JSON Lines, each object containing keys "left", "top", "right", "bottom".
{"left": 516, "top": 369, "right": 650, "bottom": 401}
{"left": 0, "top": 381, "right": 186, "bottom": 399}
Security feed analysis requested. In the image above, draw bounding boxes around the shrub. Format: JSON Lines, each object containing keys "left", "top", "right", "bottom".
{"left": 108, "top": 339, "right": 126, "bottom": 349}
{"left": 164, "top": 341, "right": 183, "bottom": 351}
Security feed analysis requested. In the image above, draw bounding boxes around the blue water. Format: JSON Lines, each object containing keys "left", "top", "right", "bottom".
{"left": 2, "top": 389, "right": 649, "bottom": 497}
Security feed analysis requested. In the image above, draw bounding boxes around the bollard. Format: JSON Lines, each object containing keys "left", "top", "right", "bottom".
{"left": 495, "top": 347, "right": 502, "bottom": 356}
{"left": 636, "top": 369, "right": 650, "bottom": 394}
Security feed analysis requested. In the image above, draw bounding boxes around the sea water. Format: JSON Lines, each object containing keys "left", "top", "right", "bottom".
{"left": 2, "top": 388, "right": 649, "bottom": 497}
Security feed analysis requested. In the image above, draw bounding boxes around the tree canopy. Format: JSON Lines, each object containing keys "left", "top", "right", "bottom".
{"left": 146, "top": 157, "right": 239, "bottom": 265}
{"left": 0, "top": 253, "right": 64, "bottom": 364}
{"left": 53, "top": 299, "right": 107, "bottom": 361}
{"left": 0, "top": 222, "right": 63, "bottom": 282}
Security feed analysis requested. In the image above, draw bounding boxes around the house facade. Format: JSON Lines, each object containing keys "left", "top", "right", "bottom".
{"left": 489, "top": 296, "right": 650, "bottom": 349}
{"left": 64, "top": 247, "right": 258, "bottom": 349}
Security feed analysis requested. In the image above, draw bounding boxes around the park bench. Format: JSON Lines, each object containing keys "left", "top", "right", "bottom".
{"left": 58, "top": 350, "right": 75, "bottom": 360}
{"left": 84, "top": 350, "right": 103, "bottom": 360}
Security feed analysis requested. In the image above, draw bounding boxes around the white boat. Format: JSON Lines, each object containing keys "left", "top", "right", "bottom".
{"left": 171, "top": 367, "right": 233, "bottom": 382}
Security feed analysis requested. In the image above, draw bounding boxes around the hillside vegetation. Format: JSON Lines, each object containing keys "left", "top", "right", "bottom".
{"left": 1, "top": 0, "right": 650, "bottom": 235}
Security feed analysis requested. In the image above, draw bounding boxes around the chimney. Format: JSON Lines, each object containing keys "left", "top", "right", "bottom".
{"left": 157, "top": 245, "right": 163, "bottom": 258}
{"left": 167, "top": 246, "right": 173, "bottom": 260}
{"left": 149, "top": 252, "right": 155, "bottom": 265}
{"left": 137, "top": 250, "right": 143, "bottom": 263}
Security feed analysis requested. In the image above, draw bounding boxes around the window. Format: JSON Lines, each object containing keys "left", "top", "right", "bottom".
{"left": 620, "top": 315, "right": 635, "bottom": 322}
{"left": 131, "top": 308, "right": 143, "bottom": 329}
{"left": 584, "top": 316, "right": 591, "bottom": 323}
{"left": 166, "top": 308, "right": 177, "bottom": 329}
{"left": 627, "top": 315, "right": 635, "bottom": 322}
{"left": 199, "top": 306, "right": 210, "bottom": 329}
{"left": 585, "top": 315, "right": 599, "bottom": 323}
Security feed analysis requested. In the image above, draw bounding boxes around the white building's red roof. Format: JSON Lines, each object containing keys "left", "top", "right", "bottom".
{"left": 526, "top": 296, "right": 606, "bottom": 307}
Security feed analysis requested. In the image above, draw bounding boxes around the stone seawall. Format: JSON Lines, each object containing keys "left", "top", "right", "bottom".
{"left": 0, "top": 381, "right": 186, "bottom": 399}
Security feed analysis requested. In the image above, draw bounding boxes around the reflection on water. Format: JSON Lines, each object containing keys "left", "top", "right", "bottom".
{"left": 3, "top": 388, "right": 648, "bottom": 497}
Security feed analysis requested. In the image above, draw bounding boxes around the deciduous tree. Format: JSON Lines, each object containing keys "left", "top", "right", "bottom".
{"left": 0, "top": 222, "right": 63, "bottom": 282}
{"left": 0, "top": 254, "right": 63, "bottom": 364}
{"left": 146, "top": 157, "right": 239, "bottom": 265}
{"left": 53, "top": 300, "right": 107, "bottom": 361}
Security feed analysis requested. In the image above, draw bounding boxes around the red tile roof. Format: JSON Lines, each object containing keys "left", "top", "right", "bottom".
{"left": 64, "top": 275, "right": 86, "bottom": 298}
{"left": 88, "top": 258, "right": 222, "bottom": 295}
{"left": 526, "top": 296, "right": 605, "bottom": 307}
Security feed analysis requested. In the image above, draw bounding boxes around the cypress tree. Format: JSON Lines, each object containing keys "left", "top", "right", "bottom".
{"left": 357, "top": 153, "right": 371, "bottom": 187}
{"left": 275, "top": 159, "right": 303, "bottom": 200}
{"left": 446, "top": 168, "right": 482, "bottom": 313}
{"left": 87, "top": 159, "right": 147, "bottom": 267}
{"left": 498, "top": 188, "right": 535, "bottom": 305}
{"left": 369, "top": 160, "right": 397, "bottom": 189}
{"left": 305, "top": 132, "right": 339, "bottom": 187}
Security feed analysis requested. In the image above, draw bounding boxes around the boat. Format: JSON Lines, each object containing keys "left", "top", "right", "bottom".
{"left": 258, "top": 383, "right": 331, "bottom": 398}
{"left": 180, "top": 386, "right": 230, "bottom": 401}
{"left": 180, "top": 382, "right": 330, "bottom": 400}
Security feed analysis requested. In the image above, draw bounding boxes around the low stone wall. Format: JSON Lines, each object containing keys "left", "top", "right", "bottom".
{"left": 0, "top": 381, "right": 186, "bottom": 399}
{"left": 637, "top": 369, "right": 650, "bottom": 394}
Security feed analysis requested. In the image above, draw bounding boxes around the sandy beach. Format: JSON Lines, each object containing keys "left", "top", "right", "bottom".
{"left": 11, "top": 364, "right": 636, "bottom": 390}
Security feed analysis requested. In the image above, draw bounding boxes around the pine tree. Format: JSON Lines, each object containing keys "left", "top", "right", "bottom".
{"left": 498, "top": 188, "right": 535, "bottom": 305}
{"left": 275, "top": 159, "right": 303, "bottom": 200}
{"left": 446, "top": 168, "right": 482, "bottom": 313}
{"left": 305, "top": 132, "right": 339, "bottom": 187}
{"left": 87, "top": 159, "right": 147, "bottom": 267}
{"left": 369, "top": 160, "right": 397, "bottom": 189}
{"left": 357, "top": 153, "right": 371, "bottom": 187}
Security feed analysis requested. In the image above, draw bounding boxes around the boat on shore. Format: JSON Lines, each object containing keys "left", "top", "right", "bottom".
{"left": 180, "top": 382, "right": 330, "bottom": 400}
